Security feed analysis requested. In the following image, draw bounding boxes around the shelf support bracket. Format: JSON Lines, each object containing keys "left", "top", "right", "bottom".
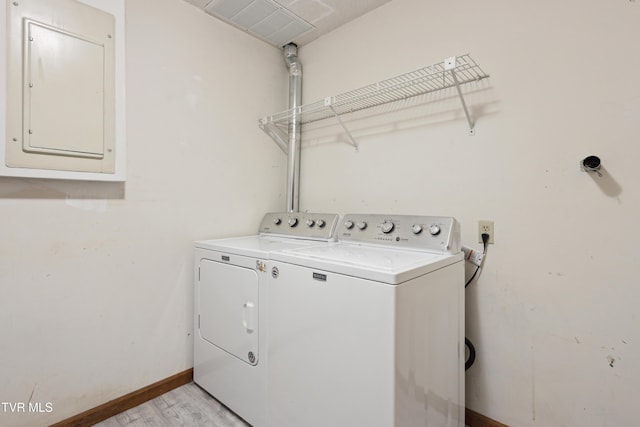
{"left": 326, "top": 98, "right": 359, "bottom": 151}
{"left": 260, "top": 119, "right": 289, "bottom": 154}
{"left": 445, "top": 57, "right": 475, "bottom": 135}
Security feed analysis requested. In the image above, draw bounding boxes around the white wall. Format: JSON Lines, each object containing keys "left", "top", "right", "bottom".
{"left": 0, "top": 0, "right": 286, "bottom": 425}
{"left": 2, "top": 0, "right": 638, "bottom": 425}
{"left": 298, "top": 0, "right": 640, "bottom": 426}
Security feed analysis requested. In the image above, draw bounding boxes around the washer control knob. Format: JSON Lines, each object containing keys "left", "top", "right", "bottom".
{"left": 356, "top": 221, "right": 367, "bottom": 230}
{"left": 429, "top": 224, "right": 441, "bottom": 235}
{"left": 344, "top": 220, "right": 354, "bottom": 230}
{"left": 273, "top": 218, "right": 282, "bottom": 225}
{"left": 306, "top": 219, "right": 315, "bottom": 227}
{"left": 288, "top": 217, "right": 298, "bottom": 227}
{"left": 411, "top": 224, "right": 423, "bottom": 234}
{"left": 381, "top": 220, "right": 395, "bottom": 234}
{"left": 316, "top": 219, "right": 326, "bottom": 228}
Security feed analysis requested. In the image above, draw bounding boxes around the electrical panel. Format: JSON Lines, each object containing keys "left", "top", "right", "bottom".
{"left": 2, "top": 0, "right": 125, "bottom": 181}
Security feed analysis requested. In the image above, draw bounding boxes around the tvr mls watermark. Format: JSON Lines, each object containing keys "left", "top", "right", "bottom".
{"left": 1, "top": 401, "right": 53, "bottom": 413}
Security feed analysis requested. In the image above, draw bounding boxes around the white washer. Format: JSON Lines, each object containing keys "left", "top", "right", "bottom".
{"left": 193, "top": 212, "right": 339, "bottom": 427}
{"left": 267, "top": 214, "right": 465, "bottom": 427}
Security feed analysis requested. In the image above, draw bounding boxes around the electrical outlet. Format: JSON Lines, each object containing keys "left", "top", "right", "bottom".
{"left": 478, "top": 220, "right": 494, "bottom": 244}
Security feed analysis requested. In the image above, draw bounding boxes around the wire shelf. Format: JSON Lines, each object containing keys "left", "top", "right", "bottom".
{"left": 260, "top": 54, "right": 489, "bottom": 152}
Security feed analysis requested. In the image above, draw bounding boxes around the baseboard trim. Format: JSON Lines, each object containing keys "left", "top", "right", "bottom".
{"left": 466, "top": 407, "right": 510, "bottom": 427}
{"left": 50, "top": 368, "right": 193, "bottom": 427}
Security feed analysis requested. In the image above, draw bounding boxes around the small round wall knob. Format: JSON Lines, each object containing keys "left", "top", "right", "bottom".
{"left": 288, "top": 218, "right": 298, "bottom": 227}
{"left": 411, "top": 224, "right": 423, "bottom": 234}
{"left": 582, "top": 155, "right": 602, "bottom": 177}
{"left": 306, "top": 219, "right": 315, "bottom": 227}
{"left": 356, "top": 221, "right": 367, "bottom": 230}
{"left": 344, "top": 220, "right": 354, "bottom": 230}
{"left": 429, "top": 224, "right": 441, "bottom": 235}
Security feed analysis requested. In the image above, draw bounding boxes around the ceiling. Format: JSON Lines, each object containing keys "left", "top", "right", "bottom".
{"left": 182, "top": 0, "right": 391, "bottom": 48}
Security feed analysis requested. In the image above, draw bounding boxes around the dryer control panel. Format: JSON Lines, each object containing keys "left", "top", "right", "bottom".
{"left": 259, "top": 212, "right": 339, "bottom": 241}
{"left": 338, "top": 214, "right": 460, "bottom": 254}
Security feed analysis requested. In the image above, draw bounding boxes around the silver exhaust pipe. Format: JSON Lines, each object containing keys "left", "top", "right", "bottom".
{"left": 283, "top": 43, "right": 301, "bottom": 213}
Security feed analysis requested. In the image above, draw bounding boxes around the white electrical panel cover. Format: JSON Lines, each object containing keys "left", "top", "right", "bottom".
{"left": 1, "top": 0, "right": 125, "bottom": 181}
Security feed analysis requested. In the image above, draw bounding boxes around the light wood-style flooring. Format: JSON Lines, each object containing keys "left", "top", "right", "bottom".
{"left": 93, "top": 382, "right": 248, "bottom": 427}
{"left": 93, "top": 381, "right": 472, "bottom": 427}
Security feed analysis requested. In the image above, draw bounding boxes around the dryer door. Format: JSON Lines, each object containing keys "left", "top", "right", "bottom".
{"left": 198, "top": 259, "right": 259, "bottom": 365}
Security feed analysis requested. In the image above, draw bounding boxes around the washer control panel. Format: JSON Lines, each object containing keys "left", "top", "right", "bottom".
{"left": 259, "top": 212, "right": 339, "bottom": 241}
{"left": 338, "top": 214, "right": 460, "bottom": 253}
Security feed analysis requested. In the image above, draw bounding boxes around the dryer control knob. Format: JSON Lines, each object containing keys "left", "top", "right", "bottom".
{"left": 306, "top": 219, "right": 315, "bottom": 227}
{"left": 344, "top": 220, "right": 355, "bottom": 230}
{"left": 316, "top": 219, "right": 326, "bottom": 228}
{"left": 411, "top": 224, "right": 423, "bottom": 234}
{"left": 288, "top": 218, "right": 298, "bottom": 227}
{"left": 429, "top": 224, "right": 441, "bottom": 235}
{"left": 356, "top": 221, "right": 367, "bottom": 230}
{"left": 381, "top": 220, "right": 395, "bottom": 234}
{"left": 273, "top": 218, "right": 282, "bottom": 225}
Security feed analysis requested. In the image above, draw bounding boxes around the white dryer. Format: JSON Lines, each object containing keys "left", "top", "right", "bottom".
{"left": 267, "top": 214, "right": 465, "bottom": 427}
{"left": 193, "top": 212, "right": 339, "bottom": 427}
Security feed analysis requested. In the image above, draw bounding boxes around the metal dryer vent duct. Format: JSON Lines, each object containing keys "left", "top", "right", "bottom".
{"left": 284, "top": 43, "right": 301, "bottom": 213}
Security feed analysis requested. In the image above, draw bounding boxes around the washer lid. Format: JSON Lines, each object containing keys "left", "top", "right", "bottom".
{"left": 271, "top": 242, "right": 462, "bottom": 284}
